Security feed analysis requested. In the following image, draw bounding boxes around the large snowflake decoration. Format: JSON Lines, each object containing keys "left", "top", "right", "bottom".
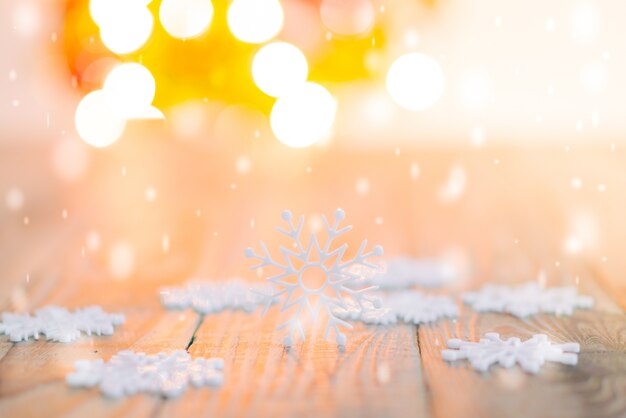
{"left": 160, "top": 279, "right": 277, "bottom": 314}
{"left": 462, "top": 282, "right": 594, "bottom": 318}
{"left": 441, "top": 332, "right": 580, "bottom": 373}
{"left": 335, "top": 291, "right": 458, "bottom": 325}
{"left": 0, "top": 305, "right": 125, "bottom": 343}
{"left": 66, "top": 350, "right": 224, "bottom": 398}
{"left": 245, "top": 209, "right": 383, "bottom": 347}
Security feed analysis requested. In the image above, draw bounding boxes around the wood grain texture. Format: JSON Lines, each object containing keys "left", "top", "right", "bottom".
{"left": 157, "top": 309, "right": 430, "bottom": 418}
{"left": 0, "top": 265, "right": 200, "bottom": 418}
{"left": 417, "top": 264, "right": 626, "bottom": 418}
{"left": 0, "top": 146, "right": 625, "bottom": 417}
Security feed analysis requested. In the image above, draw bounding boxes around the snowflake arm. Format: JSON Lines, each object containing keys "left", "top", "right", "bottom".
{"left": 441, "top": 333, "right": 580, "bottom": 373}
{"left": 323, "top": 311, "right": 353, "bottom": 346}
{"left": 339, "top": 239, "right": 383, "bottom": 271}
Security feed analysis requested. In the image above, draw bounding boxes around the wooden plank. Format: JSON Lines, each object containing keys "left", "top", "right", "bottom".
{"left": 417, "top": 262, "right": 626, "bottom": 418}
{"left": 2, "top": 146, "right": 626, "bottom": 418}
{"left": 0, "top": 214, "right": 85, "bottom": 368}
{"left": 0, "top": 265, "right": 200, "bottom": 418}
{"left": 158, "top": 308, "right": 430, "bottom": 418}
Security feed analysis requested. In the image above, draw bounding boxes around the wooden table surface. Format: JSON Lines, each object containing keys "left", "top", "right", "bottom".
{"left": 0, "top": 139, "right": 625, "bottom": 418}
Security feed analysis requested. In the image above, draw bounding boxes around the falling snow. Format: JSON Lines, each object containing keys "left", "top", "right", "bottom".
{"left": 245, "top": 209, "right": 383, "bottom": 346}
{"left": 0, "top": 305, "right": 124, "bottom": 343}
{"left": 438, "top": 165, "right": 466, "bottom": 203}
{"left": 462, "top": 282, "right": 593, "bottom": 318}
{"left": 66, "top": 350, "right": 224, "bottom": 398}
{"left": 160, "top": 279, "right": 277, "bottom": 314}
{"left": 442, "top": 333, "right": 580, "bottom": 373}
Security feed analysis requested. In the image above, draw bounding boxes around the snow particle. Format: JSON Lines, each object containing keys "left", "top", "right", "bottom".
{"left": 108, "top": 242, "right": 134, "bottom": 279}
{"left": 5, "top": 187, "right": 24, "bottom": 211}
{"left": 355, "top": 177, "right": 370, "bottom": 196}
{"left": 235, "top": 156, "right": 251, "bottom": 175}
{"left": 86, "top": 231, "right": 101, "bottom": 252}
{"left": 410, "top": 162, "right": 420, "bottom": 180}
{"left": 162, "top": 234, "right": 170, "bottom": 253}
{"left": 144, "top": 186, "right": 157, "bottom": 202}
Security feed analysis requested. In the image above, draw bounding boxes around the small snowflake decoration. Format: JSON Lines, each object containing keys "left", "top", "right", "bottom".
{"left": 441, "top": 332, "right": 580, "bottom": 373}
{"left": 0, "top": 305, "right": 125, "bottom": 343}
{"left": 66, "top": 350, "right": 224, "bottom": 398}
{"left": 245, "top": 209, "right": 383, "bottom": 347}
{"left": 160, "top": 279, "right": 277, "bottom": 315}
{"left": 368, "top": 257, "right": 458, "bottom": 289}
{"left": 462, "top": 282, "right": 594, "bottom": 318}
{"left": 335, "top": 291, "right": 458, "bottom": 325}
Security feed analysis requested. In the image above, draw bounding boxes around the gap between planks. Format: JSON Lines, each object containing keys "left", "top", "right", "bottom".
{"left": 156, "top": 308, "right": 431, "bottom": 418}
{"left": 416, "top": 260, "right": 626, "bottom": 418}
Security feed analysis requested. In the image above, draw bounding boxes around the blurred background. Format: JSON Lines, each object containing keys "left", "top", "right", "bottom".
{"left": 0, "top": 0, "right": 624, "bottom": 304}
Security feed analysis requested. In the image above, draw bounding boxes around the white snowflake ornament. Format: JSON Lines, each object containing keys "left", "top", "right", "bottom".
{"left": 368, "top": 257, "right": 458, "bottom": 289}
{"left": 160, "top": 278, "right": 277, "bottom": 314}
{"left": 335, "top": 291, "right": 459, "bottom": 325}
{"left": 245, "top": 209, "right": 383, "bottom": 347}
{"left": 0, "top": 305, "right": 125, "bottom": 343}
{"left": 441, "top": 332, "right": 580, "bottom": 373}
{"left": 462, "top": 282, "right": 593, "bottom": 317}
{"left": 67, "top": 350, "right": 224, "bottom": 398}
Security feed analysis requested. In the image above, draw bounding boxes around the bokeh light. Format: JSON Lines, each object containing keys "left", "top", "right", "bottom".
{"left": 85, "top": 231, "right": 101, "bottom": 252}
{"left": 89, "top": 0, "right": 123, "bottom": 26}
{"left": 235, "top": 155, "right": 252, "bottom": 174}
{"left": 227, "top": 0, "right": 284, "bottom": 44}
{"left": 320, "top": 0, "right": 375, "bottom": 36}
{"left": 74, "top": 90, "right": 126, "bottom": 148}
{"left": 12, "top": 1, "right": 40, "bottom": 38}
{"left": 580, "top": 62, "right": 608, "bottom": 94}
{"left": 145, "top": 186, "right": 158, "bottom": 202}
{"left": 103, "top": 63, "right": 157, "bottom": 119}
{"left": 355, "top": 177, "right": 370, "bottom": 196}
{"left": 252, "top": 42, "right": 308, "bottom": 98}
{"left": 96, "top": 3, "right": 153, "bottom": 55}
{"left": 5, "top": 187, "right": 25, "bottom": 212}
{"left": 51, "top": 137, "right": 90, "bottom": 181}
{"left": 460, "top": 69, "right": 493, "bottom": 111}
{"left": 570, "top": 1, "right": 599, "bottom": 43}
{"left": 159, "top": 0, "right": 214, "bottom": 39}
{"left": 108, "top": 241, "right": 135, "bottom": 279}
{"left": 386, "top": 53, "right": 444, "bottom": 111}
{"left": 270, "top": 82, "right": 336, "bottom": 148}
